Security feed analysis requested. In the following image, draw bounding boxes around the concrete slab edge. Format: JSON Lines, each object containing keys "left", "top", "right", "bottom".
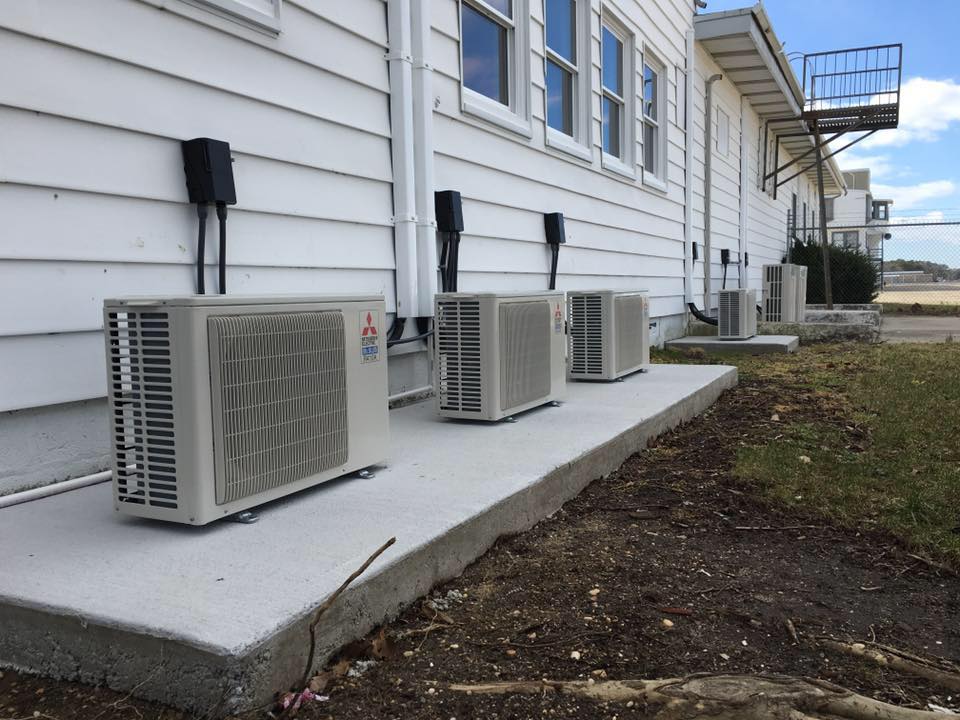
{"left": 0, "top": 367, "right": 738, "bottom": 715}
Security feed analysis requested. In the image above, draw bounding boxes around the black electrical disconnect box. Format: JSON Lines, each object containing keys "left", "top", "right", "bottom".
{"left": 744, "top": 251, "right": 749, "bottom": 267}
{"left": 544, "top": 212, "right": 566, "bottom": 245}
{"left": 181, "top": 138, "right": 237, "bottom": 205}
{"left": 435, "top": 190, "right": 464, "bottom": 233}
{"left": 692, "top": 241, "right": 699, "bottom": 261}
{"left": 720, "top": 248, "right": 731, "bottom": 265}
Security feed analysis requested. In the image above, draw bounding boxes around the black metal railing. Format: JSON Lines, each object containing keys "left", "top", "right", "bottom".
{"left": 801, "top": 44, "right": 902, "bottom": 131}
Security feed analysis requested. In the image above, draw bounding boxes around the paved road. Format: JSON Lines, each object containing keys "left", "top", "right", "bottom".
{"left": 881, "top": 315, "right": 960, "bottom": 343}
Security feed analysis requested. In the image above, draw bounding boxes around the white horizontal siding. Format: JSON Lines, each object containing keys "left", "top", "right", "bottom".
{"left": 0, "top": 0, "right": 395, "bottom": 411}
{"left": 432, "top": 0, "right": 691, "bottom": 323}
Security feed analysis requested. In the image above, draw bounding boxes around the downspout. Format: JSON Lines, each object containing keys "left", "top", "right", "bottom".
{"left": 387, "top": 0, "right": 418, "bottom": 319}
{"left": 683, "top": 30, "right": 695, "bottom": 306}
{"left": 703, "top": 73, "right": 722, "bottom": 315}
{"left": 738, "top": 94, "right": 749, "bottom": 288}
{"left": 410, "top": 0, "right": 438, "bottom": 318}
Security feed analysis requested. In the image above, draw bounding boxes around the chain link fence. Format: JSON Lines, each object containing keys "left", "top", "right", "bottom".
{"left": 785, "top": 216, "right": 960, "bottom": 313}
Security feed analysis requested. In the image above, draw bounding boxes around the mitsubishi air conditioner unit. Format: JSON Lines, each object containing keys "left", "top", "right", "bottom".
{"left": 103, "top": 295, "right": 389, "bottom": 525}
{"left": 763, "top": 263, "right": 808, "bottom": 322}
{"left": 435, "top": 291, "right": 566, "bottom": 421}
{"left": 718, "top": 288, "right": 757, "bottom": 340}
{"left": 567, "top": 290, "right": 650, "bottom": 381}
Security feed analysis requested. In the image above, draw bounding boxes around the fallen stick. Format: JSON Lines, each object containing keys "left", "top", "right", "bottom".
{"left": 733, "top": 525, "right": 822, "bottom": 531}
{"left": 299, "top": 537, "right": 396, "bottom": 687}
{"left": 448, "top": 673, "right": 944, "bottom": 719}
{"left": 817, "top": 638, "right": 960, "bottom": 693}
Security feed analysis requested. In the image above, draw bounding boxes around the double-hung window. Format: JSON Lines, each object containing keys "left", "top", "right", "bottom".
{"left": 600, "top": 16, "right": 634, "bottom": 175}
{"left": 642, "top": 53, "right": 666, "bottom": 187}
{"left": 461, "top": 0, "right": 532, "bottom": 135}
{"left": 544, "top": 0, "right": 591, "bottom": 158}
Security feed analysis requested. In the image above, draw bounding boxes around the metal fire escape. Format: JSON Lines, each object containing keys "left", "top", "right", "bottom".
{"left": 764, "top": 44, "right": 903, "bottom": 306}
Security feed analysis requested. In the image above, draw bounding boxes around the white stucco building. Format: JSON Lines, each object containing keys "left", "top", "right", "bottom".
{"left": 0, "top": 0, "right": 843, "bottom": 494}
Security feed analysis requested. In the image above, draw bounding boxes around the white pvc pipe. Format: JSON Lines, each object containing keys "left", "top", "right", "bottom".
{"left": 683, "top": 30, "right": 695, "bottom": 305}
{"left": 411, "top": 0, "right": 438, "bottom": 318}
{"left": 0, "top": 471, "right": 111, "bottom": 509}
{"left": 387, "top": 0, "right": 419, "bottom": 318}
{"left": 739, "top": 94, "right": 749, "bottom": 287}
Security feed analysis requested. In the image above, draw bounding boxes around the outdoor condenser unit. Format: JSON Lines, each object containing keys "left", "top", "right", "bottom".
{"left": 763, "top": 263, "right": 808, "bottom": 322}
{"left": 435, "top": 291, "right": 566, "bottom": 421}
{"left": 567, "top": 290, "right": 650, "bottom": 381}
{"left": 718, "top": 288, "right": 758, "bottom": 340}
{"left": 103, "top": 295, "right": 389, "bottom": 525}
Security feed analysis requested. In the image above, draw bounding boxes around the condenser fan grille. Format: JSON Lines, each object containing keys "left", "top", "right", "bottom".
{"left": 208, "top": 311, "right": 348, "bottom": 504}
{"left": 614, "top": 295, "right": 646, "bottom": 373}
{"left": 500, "top": 301, "right": 551, "bottom": 411}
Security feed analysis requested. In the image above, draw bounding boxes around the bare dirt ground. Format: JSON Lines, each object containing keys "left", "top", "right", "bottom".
{"left": 2, "top": 357, "right": 959, "bottom": 720}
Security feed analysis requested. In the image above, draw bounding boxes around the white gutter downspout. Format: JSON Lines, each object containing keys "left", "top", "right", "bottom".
{"left": 683, "top": 30, "right": 695, "bottom": 305}
{"left": 410, "top": 0, "right": 438, "bottom": 317}
{"left": 738, "top": 94, "right": 749, "bottom": 287}
{"left": 703, "top": 72, "right": 723, "bottom": 313}
{"left": 387, "top": 0, "right": 419, "bottom": 319}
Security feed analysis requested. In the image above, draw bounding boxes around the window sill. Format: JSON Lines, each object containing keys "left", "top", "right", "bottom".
{"left": 546, "top": 128, "right": 593, "bottom": 162}
{"left": 462, "top": 90, "right": 533, "bottom": 139}
{"left": 182, "top": 0, "right": 281, "bottom": 34}
{"left": 601, "top": 153, "right": 636, "bottom": 180}
{"left": 642, "top": 172, "right": 668, "bottom": 193}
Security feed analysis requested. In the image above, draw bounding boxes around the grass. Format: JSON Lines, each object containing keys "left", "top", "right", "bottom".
{"left": 655, "top": 343, "right": 960, "bottom": 564}
{"left": 883, "top": 302, "right": 960, "bottom": 316}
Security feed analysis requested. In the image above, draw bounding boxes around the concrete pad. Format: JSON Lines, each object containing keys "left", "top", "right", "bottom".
{"left": 0, "top": 364, "right": 736, "bottom": 715}
{"left": 666, "top": 335, "right": 799, "bottom": 354}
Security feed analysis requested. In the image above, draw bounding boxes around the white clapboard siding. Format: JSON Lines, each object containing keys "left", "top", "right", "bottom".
{"left": 0, "top": 186, "right": 395, "bottom": 269}
{"left": 0, "top": 261, "right": 395, "bottom": 338}
{"left": 0, "top": 0, "right": 396, "bottom": 410}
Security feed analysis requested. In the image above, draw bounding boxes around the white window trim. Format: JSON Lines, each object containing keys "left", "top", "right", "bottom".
{"left": 716, "top": 106, "right": 730, "bottom": 156}
{"left": 543, "top": 0, "right": 593, "bottom": 160}
{"left": 599, "top": 9, "right": 636, "bottom": 179}
{"left": 460, "top": 0, "right": 533, "bottom": 138}
{"left": 641, "top": 45, "right": 668, "bottom": 191}
{"left": 183, "top": 0, "right": 282, "bottom": 33}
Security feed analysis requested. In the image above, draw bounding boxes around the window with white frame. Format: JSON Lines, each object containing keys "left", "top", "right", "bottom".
{"left": 601, "top": 22, "right": 629, "bottom": 163}
{"left": 187, "top": 0, "right": 282, "bottom": 32}
{"left": 716, "top": 107, "right": 729, "bottom": 156}
{"left": 461, "top": 0, "right": 531, "bottom": 135}
{"left": 833, "top": 231, "right": 859, "bottom": 249}
{"left": 642, "top": 53, "right": 666, "bottom": 184}
{"left": 544, "top": 0, "right": 591, "bottom": 156}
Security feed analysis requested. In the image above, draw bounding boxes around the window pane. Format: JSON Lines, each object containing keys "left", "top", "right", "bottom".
{"left": 643, "top": 121, "right": 656, "bottom": 172}
{"left": 462, "top": 3, "right": 509, "bottom": 105}
{"left": 484, "top": 0, "right": 512, "bottom": 16}
{"left": 545, "top": 0, "right": 576, "bottom": 64}
{"left": 546, "top": 60, "right": 574, "bottom": 135}
{"left": 602, "top": 96, "right": 622, "bottom": 158}
{"left": 643, "top": 64, "right": 658, "bottom": 120}
{"left": 601, "top": 27, "right": 622, "bottom": 96}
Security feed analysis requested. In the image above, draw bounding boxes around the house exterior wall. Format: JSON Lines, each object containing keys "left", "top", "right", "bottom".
{"left": 0, "top": 0, "right": 832, "bottom": 494}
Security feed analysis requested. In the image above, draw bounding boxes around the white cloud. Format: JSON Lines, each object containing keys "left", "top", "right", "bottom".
{"left": 863, "top": 77, "right": 960, "bottom": 148}
{"left": 837, "top": 152, "right": 894, "bottom": 179}
{"left": 888, "top": 210, "right": 946, "bottom": 225}
{"left": 872, "top": 180, "right": 957, "bottom": 210}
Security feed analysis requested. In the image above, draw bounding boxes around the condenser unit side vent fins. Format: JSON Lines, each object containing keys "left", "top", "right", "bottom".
{"left": 614, "top": 294, "right": 646, "bottom": 373}
{"left": 437, "top": 299, "right": 482, "bottom": 413}
{"left": 500, "top": 301, "right": 551, "bottom": 411}
{"left": 764, "top": 264, "right": 784, "bottom": 322}
{"left": 107, "top": 310, "right": 178, "bottom": 509}
{"left": 208, "top": 311, "right": 349, "bottom": 505}
{"left": 719, "top": 291, "right": 740, "bottom": 338}
{"left": 569, "top": 294, "right": 604, "bottom": 375}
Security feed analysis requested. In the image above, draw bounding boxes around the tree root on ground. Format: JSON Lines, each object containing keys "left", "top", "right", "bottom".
{"left": 448, "top": 673, "right": 948, "bottom": 719}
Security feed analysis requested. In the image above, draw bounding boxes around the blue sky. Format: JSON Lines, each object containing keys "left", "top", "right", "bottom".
{"left": 705, "top": 0, "right": 960, "bottom": 221}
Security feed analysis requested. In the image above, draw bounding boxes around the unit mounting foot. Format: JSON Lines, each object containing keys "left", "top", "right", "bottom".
{"left": 358, "top": 469, "right": 375, "bottom": 479}
{"left": 232, "top": 510, "right": 259, "bottom": 524}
